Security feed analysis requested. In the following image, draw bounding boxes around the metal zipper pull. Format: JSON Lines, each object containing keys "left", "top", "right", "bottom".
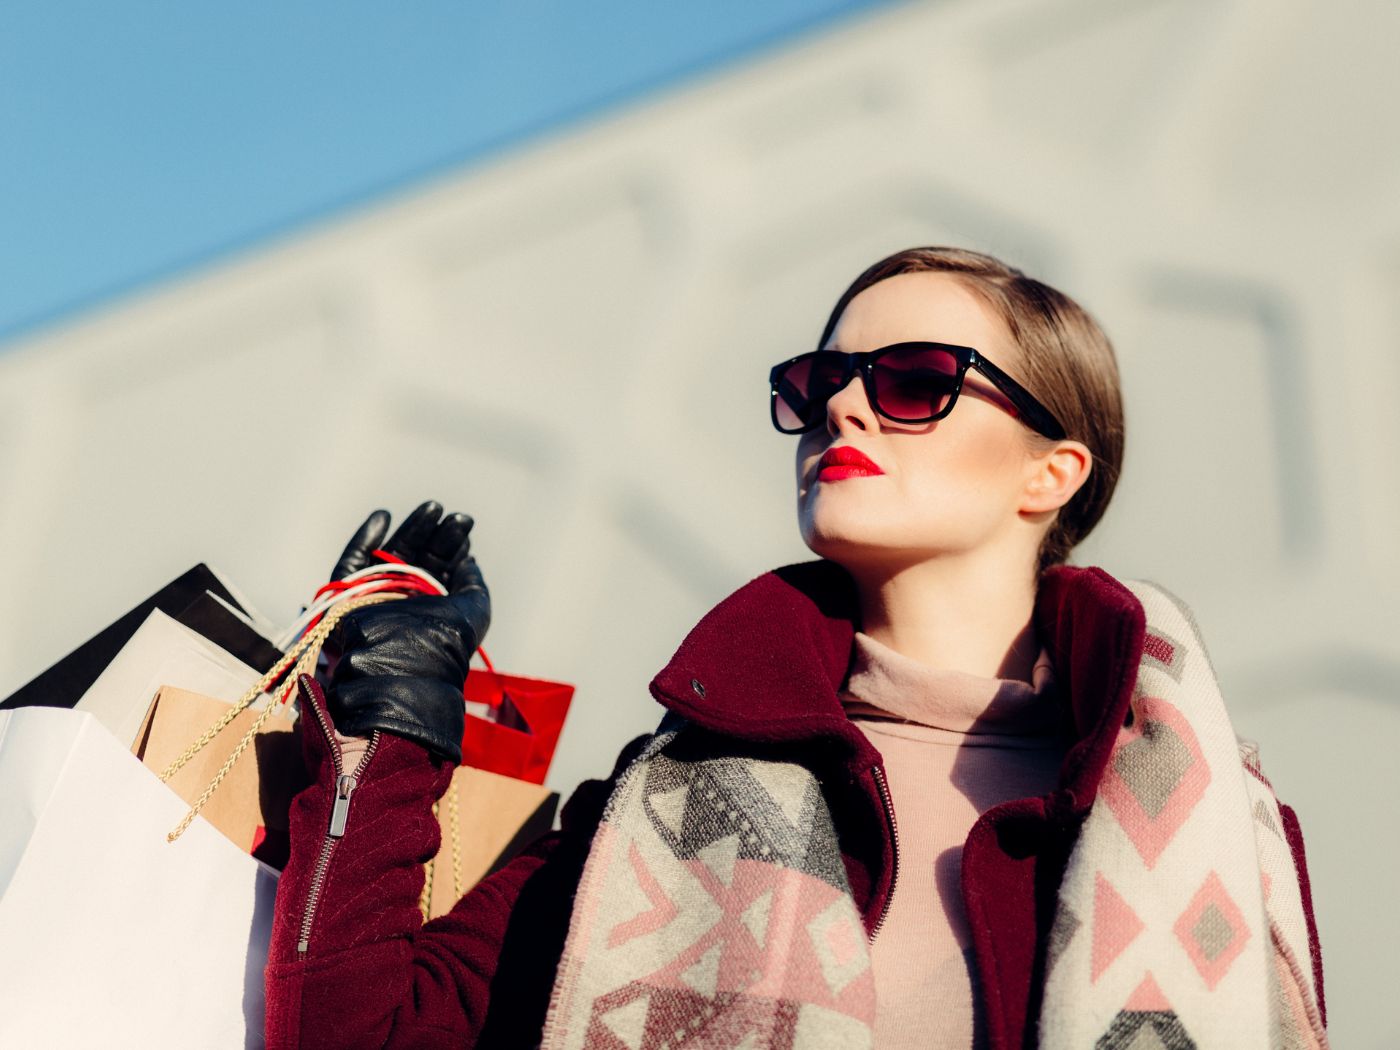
{"left": 329, "top": 773, "right": 357, "bottom": 838}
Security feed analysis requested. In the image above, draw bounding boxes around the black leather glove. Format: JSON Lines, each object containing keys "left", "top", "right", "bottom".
{"left": 324, "top": 501, "right": 491, "bottom": 763}
{"left": 330, "top": 499, "right": 480, "bottom": 590}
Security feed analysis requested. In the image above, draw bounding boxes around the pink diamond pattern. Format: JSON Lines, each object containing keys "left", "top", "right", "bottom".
{"left": 1100, "top": 695, "right": 1210, "bottom": 869}
{"left": 1173, "top": 870, "right": 1251, "bottom": 990}
{"left": 1091, "top": 872, "right": 1145, "bottom": 983}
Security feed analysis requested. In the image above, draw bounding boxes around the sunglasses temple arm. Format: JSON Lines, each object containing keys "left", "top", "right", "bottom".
{"left": 973, "top": 355, "right": 1067, "bottom": 440}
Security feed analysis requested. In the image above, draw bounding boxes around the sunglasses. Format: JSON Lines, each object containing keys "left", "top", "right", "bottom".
{"left": 768, "top": 341, "right": 1067, "bottom": 440}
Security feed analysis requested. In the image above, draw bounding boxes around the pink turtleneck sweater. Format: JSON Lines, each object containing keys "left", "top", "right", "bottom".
{"left": 839, "top": 631, "right": 1070, "bottom": 1049}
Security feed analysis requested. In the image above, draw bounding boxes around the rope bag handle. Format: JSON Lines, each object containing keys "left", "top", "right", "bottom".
{"left": 420, "top": 782, "right": 463, "bottom": 923}
{"left": 161, "top": 551, "right": 450, "bottom": 843}
{"left": 160, "top": 591, "right": 405, "bottom": 843}
{"left": 161, "top": 543, "right": 497, "bottom": 923}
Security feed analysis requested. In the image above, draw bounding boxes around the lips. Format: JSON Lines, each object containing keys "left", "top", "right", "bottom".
{"left": 817, "top": 445, "right": 884, "bottom": 481}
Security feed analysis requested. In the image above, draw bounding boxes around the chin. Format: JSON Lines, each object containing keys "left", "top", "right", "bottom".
{"left": 801, "top": 505, "right": 969, "bottom": 571}
{"left": 800, "top": 518, "right": 908, "bottom": 568}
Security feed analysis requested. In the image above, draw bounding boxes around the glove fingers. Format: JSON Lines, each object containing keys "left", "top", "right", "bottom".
{"left": 384, "top": 500, "right": 443, "bottom": 563}
{"left": 448, "top": 553, "right": 487, "bottom": 598}
{"left": 448, "top": 558, "right": 492, "bottom": 644}
{"left": 421, "top": 513, "right": 474, "bottom": 584}
{"left": 429, "top": 512, "right": 474, "bottom": 561}
{"left": 331, "top": 509, "right": 391, "bottom": 581}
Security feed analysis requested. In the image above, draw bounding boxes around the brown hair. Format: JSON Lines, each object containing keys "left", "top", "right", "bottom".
{"left": 816, "top": 246, "right": 1125, "bottom": 575}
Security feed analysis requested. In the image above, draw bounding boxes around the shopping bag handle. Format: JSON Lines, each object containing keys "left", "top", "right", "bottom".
{"left": 467, "top": 646, "right": 517, "bottom": 715}
{"left": 464, "top": 648, "right": 534, "bottom": 734}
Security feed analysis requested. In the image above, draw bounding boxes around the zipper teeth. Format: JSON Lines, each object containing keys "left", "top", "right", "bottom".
{"left": 297, "top": 837, "right": 338, "bottom": 955}
{"left": 303, "top": 675, "right": 345, "bottom": 781}
{"left": 296, "top": 675, "right": 380, "bottom": 958}
{"left": 358, "top": 731, "right": 381, "bottom": 772}
{"left": 869, "top": 764, "right": 900, "bottom": 942}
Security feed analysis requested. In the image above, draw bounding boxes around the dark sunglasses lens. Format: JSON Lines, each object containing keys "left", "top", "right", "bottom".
{"left": 773, "top": 354, "right": 848, "bottom": 431}
{"left": 871, "top": 346, "right": 960, "bottom": 421}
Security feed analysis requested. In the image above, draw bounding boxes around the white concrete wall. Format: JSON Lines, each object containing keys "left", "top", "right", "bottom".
{"left": 1, "top": 1, "right": 1392, "bottom": 1042}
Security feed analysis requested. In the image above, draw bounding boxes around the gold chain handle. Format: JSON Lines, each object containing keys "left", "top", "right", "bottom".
{"left": 420, "top": 801, "right": 438, "bottom": 920}
{"left": 419, "top": 777, "right": 465, "bottom": 923}
{"left": 162, "top": 592, "right": 406, "bottom": 843}
{"left": 449, "top": 780, "right": 462, "bottom": 901}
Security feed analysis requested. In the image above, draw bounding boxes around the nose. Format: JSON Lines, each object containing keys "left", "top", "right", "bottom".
{"left": 825, "top": 371, "right": 878, "bottom": 437}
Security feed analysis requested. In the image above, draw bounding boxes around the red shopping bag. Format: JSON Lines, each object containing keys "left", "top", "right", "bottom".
{"left": 460, "top": 648, "right": 573, "bottom": 784}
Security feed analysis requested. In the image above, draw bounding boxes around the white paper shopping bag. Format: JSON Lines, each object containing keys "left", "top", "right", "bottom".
{"left": 0, "top": 707, "right": 277, "bottom": 1049}
{"left": 75, "top": 607, "right": 264, "bottom": 749}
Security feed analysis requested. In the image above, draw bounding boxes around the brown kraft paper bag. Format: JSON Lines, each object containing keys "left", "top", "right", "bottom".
{"left": 135, "top": 686, "right": 559, "bottom": 902}
{"left": 132, "top": 685, "right": 306, "bottom": 868}
{"left": 422, "top": 763, "right": 560, "bottom": 920}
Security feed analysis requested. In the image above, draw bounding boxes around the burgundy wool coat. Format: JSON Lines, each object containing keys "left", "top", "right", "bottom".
{"left": 263, "top": 559, "right": 1326, "bottom": 1049}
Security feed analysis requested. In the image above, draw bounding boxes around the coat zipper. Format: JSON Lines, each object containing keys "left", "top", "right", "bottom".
{"left": 297, "top": 677, "right": 381, "bottom": 959}
{"left": 869, "top": 764, "right": 900, "bottom": 942}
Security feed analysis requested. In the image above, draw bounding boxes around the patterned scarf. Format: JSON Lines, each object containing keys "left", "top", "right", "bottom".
{"left": 539, "top": 581, "right": 1325, "bottom": 1049}
{"left": 1038, "top": 581, "right": 1326, "bottom": 1049}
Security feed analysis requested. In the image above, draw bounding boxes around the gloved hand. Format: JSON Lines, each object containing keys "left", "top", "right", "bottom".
{"left": 324, "top": 501, "right": 491, "bottom": 763}
{"left": 330, "top": 499, "right": 482, "bottom": 591}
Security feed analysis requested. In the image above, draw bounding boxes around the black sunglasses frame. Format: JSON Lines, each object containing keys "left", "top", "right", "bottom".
{"left": 768, "top": 341, "right": 1067, "bottom": 440}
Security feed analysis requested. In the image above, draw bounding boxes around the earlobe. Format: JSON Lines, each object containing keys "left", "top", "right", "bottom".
{"left": 1022, "top": 440, "right": 1092, "bottom": 514}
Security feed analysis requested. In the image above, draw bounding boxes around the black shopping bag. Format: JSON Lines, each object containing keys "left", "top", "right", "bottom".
{"left": 1, "top": 565, "right": 281, "bottom": 711}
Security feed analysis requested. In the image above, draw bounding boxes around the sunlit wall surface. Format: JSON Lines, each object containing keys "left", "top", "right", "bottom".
{"left": 2, "top": 2, "right": 1394, "bottom": 1044}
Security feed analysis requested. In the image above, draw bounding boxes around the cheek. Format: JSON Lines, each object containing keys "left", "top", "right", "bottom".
{"left": 794, "top": 435, "right": 824, "bottom": 487}
{"left": 793, "top": 417, "right": 1029, "bottom": 551}
{"left": 878, "top": 427, "right": 1030, "bottom": 535}
{"left": 904, "top": 430, "right": 1020, "bottom": 493}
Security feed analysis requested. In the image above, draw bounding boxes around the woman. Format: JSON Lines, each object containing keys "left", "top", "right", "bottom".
{"left": 265, "top": 248, "right": 1327, "bottom": 1049}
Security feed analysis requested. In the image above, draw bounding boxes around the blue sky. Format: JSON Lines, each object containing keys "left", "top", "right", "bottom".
{"left": 0, "top": 1, "right": 894, "bottom": 345}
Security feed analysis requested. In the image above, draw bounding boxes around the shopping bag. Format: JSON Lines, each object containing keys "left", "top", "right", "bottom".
{"left": 1, "top": 564, "right": 280, "bottom": 712}
{"left": 149, "top": 588, "right": 407, "bottom": 856}
{"left": 138, "top": 683, "right": 559, "bottom": 906}
{"left": 139, "top": 560, "right": 569, "bottom": 924}
{"left": 460, "top": 649, "right": 574, "bottom": 785}
{"left": 420, "top": 765, "right": 559, "bottom": 920}
{"left": 0, "top": 707, "right": 277, "bottom": 1049}
{"left": 75, "top": 608, "right": 266, "bottom": 750}
{"left": 133, "top": 686, "right": 307, "bottom": 870}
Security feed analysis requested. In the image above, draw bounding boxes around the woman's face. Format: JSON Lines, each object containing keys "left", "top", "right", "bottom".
{"left": 796, "top": 271, "right": 1051, "bottom": 571}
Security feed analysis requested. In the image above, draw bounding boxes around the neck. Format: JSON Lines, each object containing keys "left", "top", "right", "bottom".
{"left": 846, "top": 545, "right": 1041, "bottom": 682}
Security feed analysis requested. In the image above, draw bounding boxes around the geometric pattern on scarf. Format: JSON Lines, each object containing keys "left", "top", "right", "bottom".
{"left": 537, "top": 576, "right": 1326, "bottom": 1048}
{"left": 540, "top": 728, "right": 876, "bottom": 1049}
{"left": 1039, "top": 580, "right": 1329, "bottom": 1049}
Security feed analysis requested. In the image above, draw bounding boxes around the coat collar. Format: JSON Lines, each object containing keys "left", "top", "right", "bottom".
{"left": 649, "top": 558, "right": 1146, "bottom": 810}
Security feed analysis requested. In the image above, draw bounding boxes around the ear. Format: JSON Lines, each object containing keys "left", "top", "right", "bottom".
{"left": 1020, "top": 439, "right": 1092, "bottom": 515}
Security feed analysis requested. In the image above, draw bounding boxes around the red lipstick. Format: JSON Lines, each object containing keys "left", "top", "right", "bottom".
{"left": 817, "top": 445, "right": 884, "bottom": 482}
